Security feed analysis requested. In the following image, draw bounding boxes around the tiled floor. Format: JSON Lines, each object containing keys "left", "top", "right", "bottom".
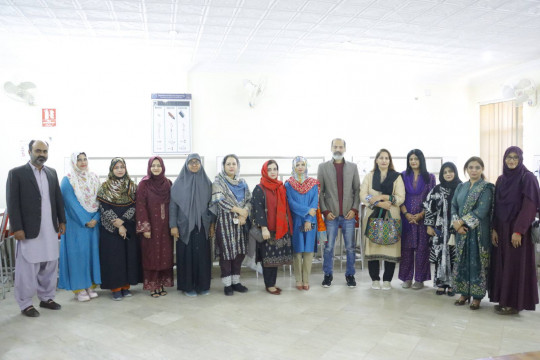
{"left": 1, "top": 264, "right": 539, "bottom": 360}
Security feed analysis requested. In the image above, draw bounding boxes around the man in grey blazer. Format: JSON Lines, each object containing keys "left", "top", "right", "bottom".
{"left": 317, "top": 138, "right": 360, "bottom": 288}
{"left": 6, "top": 140, "right": 66, "bottom": 317}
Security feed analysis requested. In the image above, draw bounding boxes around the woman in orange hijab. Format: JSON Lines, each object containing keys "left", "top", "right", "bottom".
{"left": 251, "top": 160, "right": 293, "bottom": 295}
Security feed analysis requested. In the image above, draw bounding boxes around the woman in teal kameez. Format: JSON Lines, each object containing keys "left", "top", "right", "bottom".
{"left": 451, "top": 156, "right": 494, "bottom": 310}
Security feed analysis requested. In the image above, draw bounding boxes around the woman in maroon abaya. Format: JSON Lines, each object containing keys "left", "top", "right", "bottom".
{"left": 136, "top": 156, "right": 174, "bottom": 298}
{"left": 489, "top": 146, "right": 540, "bottom": 314}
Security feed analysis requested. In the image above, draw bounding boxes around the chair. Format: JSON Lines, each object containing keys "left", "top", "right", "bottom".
{"left": 1, "top": 211, "right": 15, "bottom": 299}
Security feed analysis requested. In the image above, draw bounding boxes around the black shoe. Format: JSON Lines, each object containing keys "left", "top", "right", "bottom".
{"left": 231, "top": 283, "right": 248, "bottom": 293}
{"left": 224, "top": 286, "right": 234, "bottom": 296}
{"left": 322, "top": 274, "right": 333, "bottom": 288}
{"left": 346, "top": 275, "right": 356, "bottom": 288}
{"left": 21, "top": 305, "right": 40, "bottom": 317}
{"left": 39, "top": 299, "right": 61, "bottom": 310}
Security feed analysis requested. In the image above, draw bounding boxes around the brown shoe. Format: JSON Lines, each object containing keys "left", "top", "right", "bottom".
{"left": 303, "top": 284, "right": 310, "bottom": 291}
{"left": 266, "top": 287, "right": 281, "bottom": 295}
{"left": 21, "top": 305, "right": 40, "bottom": 317}
{"left": 39, "top": 299, "right": 61, "bottom": 310}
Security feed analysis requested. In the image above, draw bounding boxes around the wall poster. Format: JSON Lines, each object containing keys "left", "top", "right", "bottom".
{"left": 152, "top": 93, "right": 192, "bottom": 154}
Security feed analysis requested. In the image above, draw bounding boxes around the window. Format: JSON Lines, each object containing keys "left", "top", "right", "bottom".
{"left": 480, "top": 101, "right": 523, "bottom": 182}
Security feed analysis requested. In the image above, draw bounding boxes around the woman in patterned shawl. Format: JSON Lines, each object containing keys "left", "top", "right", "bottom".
{"left": 423, "top": 162, "right": 462, "bottom": 296}
{"left": 97, "top": 157, "right": 142, "bottom": 301}
{"left": 59, "top": 152, "right": 101, "bottom": 302}
{"left": 251, "top": 160, "right": 293, "bottom": 295}
{"left": 451, "top": 156, "right": 494, "bottom": 310}
{"left": 284, "top": 156, "right": 319, "bottom": 291}
{"left": 136, "top": 156, "right": 173, "bottom": 298}
{"left": 210, "top": 154, "right": 252, "bottom": 296}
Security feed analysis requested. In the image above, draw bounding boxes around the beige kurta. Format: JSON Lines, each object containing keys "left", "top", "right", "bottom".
{"left": 360, "top": 171, "right": 405, "bottom": 262}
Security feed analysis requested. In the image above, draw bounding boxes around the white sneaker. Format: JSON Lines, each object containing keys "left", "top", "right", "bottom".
{"left": 402, "top": 280, "right": 412, "bottom": 289}
{"left": 76, "top": 290, "right": 91, "bottom": 302}
{"left": 86, "top": 288, "right": 98, "bottom": 298}
{"left": 371, "top": 281, "right": 381, "bottom": 290}
{"left": 382, "top": 281, "right": 392, "bottom": 290}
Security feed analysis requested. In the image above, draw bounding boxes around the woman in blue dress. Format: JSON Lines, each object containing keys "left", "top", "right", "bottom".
{"left": 59, "top": 152, "right": 101, "bottom": 302}
{"left": 285, "top": 156, "right": 319, "bottom": 291}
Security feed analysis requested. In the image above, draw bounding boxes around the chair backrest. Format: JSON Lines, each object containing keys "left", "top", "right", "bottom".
{"left": 0, "top": 211, "right": 9, "bottom": 241}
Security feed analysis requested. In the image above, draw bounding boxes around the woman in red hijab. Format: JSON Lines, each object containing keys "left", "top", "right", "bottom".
{"left": 251, "top": 160, "right": 293, "bottom": 295}
{"left": 489, "top": 146, "right": 540, "bottom": 314}
{"left": 136, "top": 156, "right": 174, "bottom": 298}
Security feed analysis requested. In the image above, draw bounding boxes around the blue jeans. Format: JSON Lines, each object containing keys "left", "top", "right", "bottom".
{"left": 323, "top": 216, "right": 356, "bottom": 276}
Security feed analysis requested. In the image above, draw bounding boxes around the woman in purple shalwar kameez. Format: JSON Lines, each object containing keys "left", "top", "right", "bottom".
{"left": 489, "top": 146, "right": 540, "bottom": 314}
{"left": 399, "top": 149, "right": 436, "bottom": 289}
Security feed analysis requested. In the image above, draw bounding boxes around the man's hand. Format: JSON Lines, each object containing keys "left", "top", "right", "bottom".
{"left": 14, "top": 230, "right": 25, "bottom": 240}
{"left": 344, "top": 210, "right": 356, "bottom": 220}
{"left": 171, "top": 227, "right": 179, "bottom": 239}
{"left": 326, "top": 212, "right": 336, "bottom": 221}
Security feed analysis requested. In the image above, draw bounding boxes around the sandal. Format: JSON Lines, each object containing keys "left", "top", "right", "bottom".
{"left": 470, "top": 299, "right": 481, "bottom": 310}
{"left": 150, "top": 290, "right": 160, "bottom": 298}
{"left": 296, "top": 282, "right": 303, "bottom": 290}
{"left": 159, "top": 287, "right": 168, "bottom": 296}
{"left": 447, "top": 288, "right": 455, "bottom": 297}
{"left": 436, "top": 288, "right": 446, "bottom": 295}
{"left": 454, "top": 296, "right": 471, "bottom": 306}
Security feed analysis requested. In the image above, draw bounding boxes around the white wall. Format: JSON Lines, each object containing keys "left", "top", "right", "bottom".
{"left": 5, "top": 35, "right": 534, "bottom": 208}
{"left": 1, "top": 37, "right": 190, "bottom": 207}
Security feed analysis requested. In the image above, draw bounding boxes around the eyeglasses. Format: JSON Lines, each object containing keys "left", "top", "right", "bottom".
{"left": 505, "top": 156, "right": 519, "bottom": 161}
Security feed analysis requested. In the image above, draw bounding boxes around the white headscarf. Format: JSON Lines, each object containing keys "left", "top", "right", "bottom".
{"left": 67, "top": 152, "right": 100, "bottom": 213}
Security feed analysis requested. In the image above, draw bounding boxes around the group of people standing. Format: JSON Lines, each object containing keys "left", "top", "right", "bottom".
{"left": 6, "top": 139, "right": 539, "bottom": 318}
{"left": 360, "top": 145, "right": 539, "bottom": 315}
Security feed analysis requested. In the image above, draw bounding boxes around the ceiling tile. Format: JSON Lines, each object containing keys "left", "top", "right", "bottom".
{"left": 273, "top": 0, "right": 306, "bottom": 12}
{"left": 77, "top": 0, "right": 110, "bottom": 11}
{"left": 266, "top": 9, "right": 297, "bottom": 21}
{"left": 115, "top": 11, "right": 143, "bottom": 22}
{"left": 242, "top": 0, "right": 274, "bottom": 10}
{"left": 285, "top": 22, "right": 314, "bottom": 30}
{"left": 44, "top": 0, "right": 76, "bottom": 9}
{"left": 294, "top": 12, "right": 324, "bottom": 23}
{"left": 357, "top": 6, "right": 391, "bottom": 20}
{"left": 303, "top": 1, "right": 338, "bottom": 13}
{"left": 0, "top": 5, "right": 19, "bottom": 16}
{"left": 205, "top": 16, "right": 233, "bottom": 26}
{"left": 208, "top": 6, "right": 236, "bottom": 17}
{"left": 84, "top": 10, "right": 114, "bottom": 21}
{"left": 177, "top": 4, "right": 206, "bottom": 16}
{"left": 259, "top": 19, "right": 288, "bottom": 29}
{"left": 90, "top": 20, "right": 118, "bottom": 30}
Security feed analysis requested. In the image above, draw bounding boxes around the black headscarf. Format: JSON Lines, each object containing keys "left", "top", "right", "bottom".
{"left": 439, "top": 162, "right": 461, "bottom": 196}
